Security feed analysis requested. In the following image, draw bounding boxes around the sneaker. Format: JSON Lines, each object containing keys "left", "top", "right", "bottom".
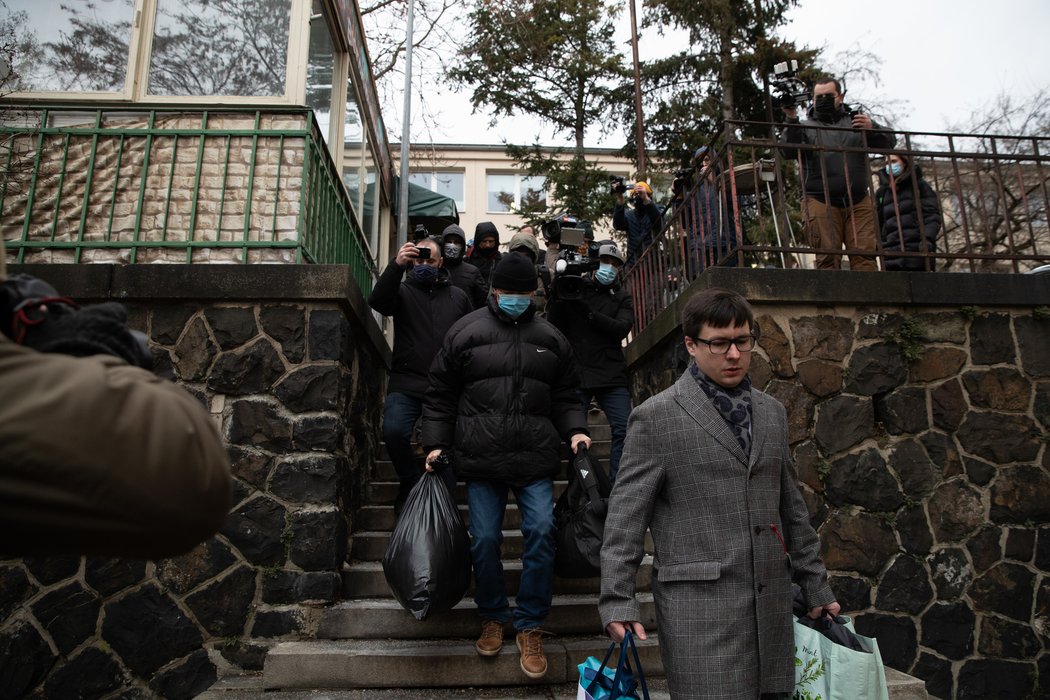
{"left": 475, "top": 620, "right": 504, "bottom": 657}
{"left": 516, "top": 628, "right": 548, "bottom": 679}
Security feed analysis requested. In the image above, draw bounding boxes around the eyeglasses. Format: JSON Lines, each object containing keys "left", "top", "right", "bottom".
{"left": 690, "top": 334, "right": 756, "bottom": 355}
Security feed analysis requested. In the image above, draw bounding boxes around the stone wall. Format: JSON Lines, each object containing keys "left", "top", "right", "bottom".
{"left": 627, "top": 268, "right": 1050, "bottom": 700}
{"left": 0, "top": 264, "right": 387, "bottom": 699}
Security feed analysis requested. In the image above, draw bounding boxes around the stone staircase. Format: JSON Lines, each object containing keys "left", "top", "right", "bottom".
{"left": 200, "top": 412, "right": 929, "bottom": 699}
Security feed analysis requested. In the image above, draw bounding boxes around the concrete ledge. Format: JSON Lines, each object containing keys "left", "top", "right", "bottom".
{"left": 7, "top": 263, "right": 391, "bottom": 367}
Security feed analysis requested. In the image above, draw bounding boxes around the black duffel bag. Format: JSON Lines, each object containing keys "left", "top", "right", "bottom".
{"left": 554, "top": 446, "right": 612, "bottom": 578}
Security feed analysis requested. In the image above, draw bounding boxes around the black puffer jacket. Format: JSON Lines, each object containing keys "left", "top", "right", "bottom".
{"left": 875, "top": 164, "right": 942, "bottom": 271}
{"left": 421, "top": 298, "right": 588, "bottom": 486}
{"left": 547, "top": 278, "right": 634, "bottom": 391}
{"left": 444, "top": 259, "right": 488, "bottom": 309}
{"left": 781, "top": 107, "right": 896, "bottom": 205}
{"left": 367, "top": 261, "right": 472, "bottom": 397}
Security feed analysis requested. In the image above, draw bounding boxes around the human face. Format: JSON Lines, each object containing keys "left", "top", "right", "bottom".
{"left": 685, "top": 322, "right": 752, "bottom": 389}
{"left": 887, "top": 155, "right": 905, "bottom": 168}
{"left": 478, "top": 237, "right": 497, "bottom": 250}
{"left": 812, "top": 81, "right": 842, "bottom": 109}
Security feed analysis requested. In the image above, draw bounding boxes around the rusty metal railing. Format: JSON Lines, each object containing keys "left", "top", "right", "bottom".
{"left": 626, "top": 120, "right": 1050, "bottom": 334}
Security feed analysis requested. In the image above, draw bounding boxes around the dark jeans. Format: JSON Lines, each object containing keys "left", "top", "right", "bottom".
{"left": 577, "top": 386, "right": 631, "bottom": 480}
{"left": 468, "top": 478, "right": 555, "bottom": 631}
{"left": 382, "top": 392, "right": 455, "bottom": 514}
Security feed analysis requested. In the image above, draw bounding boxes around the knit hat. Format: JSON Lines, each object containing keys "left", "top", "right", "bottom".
{"left": 507, "top": 232, "right": 539, "bottom": 262}
{"left": 633, "top": 181, "right": 652, "bottom": 196}
{"left": 491, "top": 252, "right": 538, "bottom": 292}
{"left": 475, "top": 221, "right": 500, "bottom": 244}
{"left": 442, "top": 224, "right": 466, "bottom": 245}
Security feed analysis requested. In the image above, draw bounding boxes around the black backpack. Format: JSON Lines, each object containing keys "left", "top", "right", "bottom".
{"left": 554, "top": 446, "right": 612, "bottom": 578}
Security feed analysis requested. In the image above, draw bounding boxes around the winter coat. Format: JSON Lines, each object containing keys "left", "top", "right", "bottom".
{"left": 599, "top": 369, "right": 835, "bottom": 699}
{"left": 444, "top": 258, "right": 489, "bottom": 309}
{"left": 547, "top": 277, "right": 633, "bottom": 391}
{"left": 367, "top": 261, "right": 472, "bottom": 398}
{"left": 876, "top": 164, "right": 942, "bottom": 271}
{"left": 465, "top": 222, "right": 503, "bottom": 285}
{"left": 421, "top": 297, "right": 588, "bottom": 486}
{"left": 613, "top": 199, "right": 663, "bottom": 265}
{"left": 781, "top": 107, "right": 896, "bottom": 205}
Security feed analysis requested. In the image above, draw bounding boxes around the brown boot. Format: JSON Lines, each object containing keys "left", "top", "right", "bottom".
{"left": 515, "top": 628, "right": 548, "bottom": 679}
{"left": 475, "top": 620, "right": 504, "bottom": 657}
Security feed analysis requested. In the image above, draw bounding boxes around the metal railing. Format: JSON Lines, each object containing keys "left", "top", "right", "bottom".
{"left": 626, "top": 120, "right": 1050, "bottom": 334}
{"left": 0, "top": 104, "right": 375, "bottom": 293}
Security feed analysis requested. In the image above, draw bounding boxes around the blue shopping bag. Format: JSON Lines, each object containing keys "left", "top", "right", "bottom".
{"left": 576, "top": 630, "right": 651, "bottom": 700}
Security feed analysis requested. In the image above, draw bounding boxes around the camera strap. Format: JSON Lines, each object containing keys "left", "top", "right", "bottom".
{"left": 0, "top": 274, "right": 79, "bottom": 345}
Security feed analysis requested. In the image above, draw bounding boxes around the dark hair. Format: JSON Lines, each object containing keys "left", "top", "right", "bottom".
{"left": 814, "top": 76, "right": 841, "bottom": 95}
{"left": 681, "top": 288, "right": 755, "bottom": 339}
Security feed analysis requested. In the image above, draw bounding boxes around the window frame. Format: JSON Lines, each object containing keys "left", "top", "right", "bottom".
{"left": 485, "top": 172, "right": 547, "bottom": 214}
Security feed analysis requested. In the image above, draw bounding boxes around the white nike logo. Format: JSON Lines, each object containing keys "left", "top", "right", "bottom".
{"left": 536, "top": 348, "right": 547, "bottom": 353}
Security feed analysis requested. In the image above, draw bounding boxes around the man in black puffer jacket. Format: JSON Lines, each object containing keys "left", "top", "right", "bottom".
{"left": 368, "top": 237, "right": 472, "bottom": 513}
{"left": 421, "top": 252, "right": 591, "bottom": 681}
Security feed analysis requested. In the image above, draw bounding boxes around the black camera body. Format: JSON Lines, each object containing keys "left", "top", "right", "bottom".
{"left": 770, "top": 59, "right": 811, "bottom": 110}
{"left": 543, "top": 215, "right": 598, "bottom": 303}
{"left": 414, "top": 246, "right": 431, "bottom": 260}
{"left": 671, "top": 169, "right": 693, "bottom": 198}
{"left": 412, "top": 223, "right": 428, "bottom": 241}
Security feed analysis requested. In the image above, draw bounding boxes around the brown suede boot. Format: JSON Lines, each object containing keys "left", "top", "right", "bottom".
{"left": 475, "top": 620, "right": 504, "bottom": 657}
{"left": 515, "top": 628, "right": 548, "bottom": 679}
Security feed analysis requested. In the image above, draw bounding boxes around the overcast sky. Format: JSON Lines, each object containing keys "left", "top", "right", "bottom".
{"left": 406, "top": 0, "right": 1050, "bottom": 148}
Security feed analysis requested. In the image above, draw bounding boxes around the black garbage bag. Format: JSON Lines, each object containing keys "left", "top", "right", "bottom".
{"left": 382, "top": 470, "right": 471, "bottom": 620}
{"left": 554, "top": 446, "right": 612, "bottom": 578}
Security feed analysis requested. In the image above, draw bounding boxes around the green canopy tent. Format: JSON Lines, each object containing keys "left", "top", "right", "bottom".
{"left": 390, "top": 177, "right": 460, "bottom": 239}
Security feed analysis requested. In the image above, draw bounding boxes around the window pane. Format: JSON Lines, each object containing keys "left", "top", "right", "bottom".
{"left": 5, "top": 0, "right": 134, "bottom": 92}
{"left": 487, "top": 174, "right": 514, "bottom": 213}
{"left": 408, "top": 173, "right": 431, "bottom": 188}
{"left": 305, "top": 4, "right": 335, "bottom": 146}
{"left": 148, "top": 0, "right": 290, "bottom": 96}
{"left": 520, "top": 175, "right": 547, "bottom": 209}
{"left": 435, "top": 172, "right": 464, "bottom": 210}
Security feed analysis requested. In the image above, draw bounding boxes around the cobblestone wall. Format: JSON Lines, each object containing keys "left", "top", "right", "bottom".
{"left": 631, "top": 300, "right": 1050, "bottom": 700}
{"left": 0, "top": 265, "right": 385, "bottom": 698}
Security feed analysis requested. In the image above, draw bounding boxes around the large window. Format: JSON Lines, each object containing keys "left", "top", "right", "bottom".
{"left": 486, "top": 173, "right": 546, "bottom": 213}
{"left": 6, "top": 0, "right": 135, "bottom": 93}
{"left": 305, "top": 0, "right": 337, "bottom": 146}
{"left": 148, "top": 0, "right": 291, "bottom": 97}
{"left": 411, "top": 171, "right": 465, "bottom": 211}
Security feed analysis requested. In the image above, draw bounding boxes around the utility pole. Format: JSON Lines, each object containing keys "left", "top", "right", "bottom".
{"left": 628, "top": 0, "right": 646, "bottom": 180}
{"left": 396, "top": 1, "right": 416, "bottom": 246}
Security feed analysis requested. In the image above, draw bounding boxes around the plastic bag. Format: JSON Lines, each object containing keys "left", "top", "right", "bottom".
{"left": 555, "top": 446, "right": 611, "bottom": 578}
{"left": 382, "top": 470, "right": 470, "bottom": 620}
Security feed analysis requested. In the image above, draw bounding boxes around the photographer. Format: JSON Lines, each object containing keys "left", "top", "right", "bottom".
{"left": 368, "top": 238, "right": 472, "bottom": 514}
{"left": 0, "top": 242, "right": 231, "bottom": 559}
{"left": 612, "top": 179, "right": 663, "bottom": 267}
{"left": 547, "top": 243, "right": 633, "bottom": 480}
{"left": 780, "top": 76, "right": 896, "bottom": 271}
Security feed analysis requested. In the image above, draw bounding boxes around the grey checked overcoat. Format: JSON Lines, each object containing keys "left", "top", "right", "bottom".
{"left": 599, "top": 369, "right": 835, "bottom": 699}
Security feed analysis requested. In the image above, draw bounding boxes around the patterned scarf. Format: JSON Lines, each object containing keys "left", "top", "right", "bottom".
{"left": 690, "top": 363, "right": 753, "bottom": 457}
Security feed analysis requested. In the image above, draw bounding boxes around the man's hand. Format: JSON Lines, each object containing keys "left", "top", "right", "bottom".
{"left": 424, "top": 449, "right": 442, "bottom": 472}
{"left": 807, "top": 600, "right": 842, "bottom": 620}
{"left": 606, "top": 621, "right": 647, "bottom": 642}
{"left": 851, "top": 112, "right": 874, "bottom": 130}
{"left": 570, "top": 433, "right": 592, "bottom": 453}
{"left": 395, "top": 242, "right": 420, "bottom": 267}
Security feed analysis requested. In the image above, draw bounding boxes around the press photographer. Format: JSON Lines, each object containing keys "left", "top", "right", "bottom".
{"left": 541, "top": 214, "right": 599, "bottom": 304}
{"left": 611, "top": 176, "right": 662, "bottom": 267}
{"left": 546, "top": 242, "right": 633, "bottom": 480}
{"left": 0, "top": 245, "right": 231, "bottom": 559}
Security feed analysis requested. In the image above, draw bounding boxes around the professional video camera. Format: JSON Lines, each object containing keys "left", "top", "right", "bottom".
{"left": 770, "top": 59, "right": 811, "bottom": 110}
{"left": 542, "top": 214, "right": 598, "bottom": 303}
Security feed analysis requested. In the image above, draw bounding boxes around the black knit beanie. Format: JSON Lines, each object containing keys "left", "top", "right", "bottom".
{"left": 491, "top": 252, "right": 538, "bottom": 292}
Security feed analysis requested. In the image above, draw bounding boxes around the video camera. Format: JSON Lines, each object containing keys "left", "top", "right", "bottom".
{"left": 671, "top": 169, "right": 693, "bottom": 199}
{"left": 609, "top": 175, "right": 638, "bottom": 196}
{"left": 770, "top": 59, "right": 811, "bottom": 110}
{"left": 542, "top": 215, "right": 598, "bottom": 303}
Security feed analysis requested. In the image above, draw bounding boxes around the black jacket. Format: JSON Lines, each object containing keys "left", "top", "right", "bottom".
{"left": 781, "top": 108, "right": 896, "bottom": 205}
{"left": 421, "top": 298, "right": 588, "bottom": 486}
{"left": 613, "top": 200, "right": 663, "bottom": 265}
{"left": 875, "top": 165, "right": 942, "bottom": 271}
{"left": 547, "top": 278, "right": 634, "bottom": 390}
{"left": 367, "top": 261, "right": 472, "bottom": 398}
{"left": 464, "top": 249, "right": 502, "bottom": 286}
{"left": 444, "top": 258, "right": 489, "bottom": 309}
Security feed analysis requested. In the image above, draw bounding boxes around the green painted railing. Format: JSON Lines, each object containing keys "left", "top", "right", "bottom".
{"left": 0, "top": 104, "right": 375, "bottom": 293}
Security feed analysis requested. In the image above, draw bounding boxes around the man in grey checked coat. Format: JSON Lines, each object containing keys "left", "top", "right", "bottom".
{"left": 599, "top": 287, "right": 840, "bottom": 700}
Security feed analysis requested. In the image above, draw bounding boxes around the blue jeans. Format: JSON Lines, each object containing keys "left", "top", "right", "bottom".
{"left": 578, "top": 387, "right": 631, "bottom": 480}
{"left": 382, "top": 392, "right": 455, "bottom": 513}
{"left": 468, "top": 478, "right": 555, "bottom": 631}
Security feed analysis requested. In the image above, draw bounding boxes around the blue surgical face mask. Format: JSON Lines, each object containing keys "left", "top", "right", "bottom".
{"left": 595, "top": 263, "right": 618, "bottom": 286}
{"left": 409, "top": 264, "right": 439, "bottom": 285}
{"left": 497, "top": 293, "right": 530, "bottom": 318}
{"left": 885, "top": 162, "right": 903, "bottom": 177}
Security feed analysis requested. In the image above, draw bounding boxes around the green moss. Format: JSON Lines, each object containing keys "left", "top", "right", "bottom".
{"left": 889, "top": 316, "right": 926, "bottom": 362}
{"left": 960, "top": 306, "right": 979, "bottom": 321}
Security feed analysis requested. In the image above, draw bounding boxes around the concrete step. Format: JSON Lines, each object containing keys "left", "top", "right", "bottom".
{"left": 258, "top": 635, "right": 664, "bottom": 690}
{"left": 316, "top": 594, "right": 657, "bottom": 640}
{"left": 341, "top": 557, "right": 655, "bottom": 599}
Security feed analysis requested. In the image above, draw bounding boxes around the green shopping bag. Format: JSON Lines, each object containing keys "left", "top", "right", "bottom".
{"left": 793, "top": 614, "right": 889, "bottom": 700}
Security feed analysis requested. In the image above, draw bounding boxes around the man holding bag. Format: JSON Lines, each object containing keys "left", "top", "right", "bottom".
{"left": 599, "top": 288, "right": 839, "bottom": 700}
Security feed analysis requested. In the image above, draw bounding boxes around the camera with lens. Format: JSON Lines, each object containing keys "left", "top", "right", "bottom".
{"left": 542, "top": 214, "right": 598, "bottom": 303}
{"left": 671, "top": 169, "right": 693, "bottom": 199}
{"left": 770, "top": 59, "right": 811, "bottom": 111}
{"left": 412, "top": 223, "right": 428, "bottom": 241}
{"left": 610, "top": 175, "right": 637, "bottom": 196}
